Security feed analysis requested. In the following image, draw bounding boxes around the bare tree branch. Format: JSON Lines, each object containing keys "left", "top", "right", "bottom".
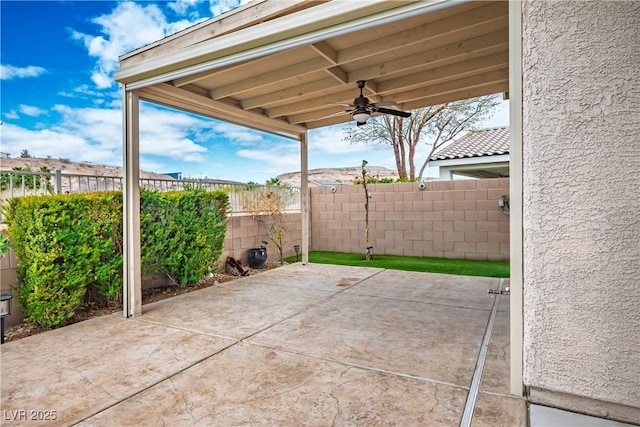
{"left": 344, "top": 95, "right": 500, "bottom": 181}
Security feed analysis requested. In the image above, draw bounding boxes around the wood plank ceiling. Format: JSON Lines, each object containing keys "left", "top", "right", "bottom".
{"left": 116, "top": 0, "right": 509, "bottom": 139}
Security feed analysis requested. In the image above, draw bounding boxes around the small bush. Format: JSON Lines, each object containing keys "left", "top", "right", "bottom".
{"left": 5, "top": 193, "right": 123, "bottom": 326}
{"left": 142, "top": 189, "right": 229, "bottom": 287}
{"left": 5, "top": 189, "right": 229, "bottom": 326}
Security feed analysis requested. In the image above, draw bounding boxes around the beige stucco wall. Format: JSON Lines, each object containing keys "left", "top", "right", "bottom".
{"left": 310, "top": 179, "right": 510, "bottom": 261}
{"left": 522, "top": 0, "right": 640, "bottom": 420}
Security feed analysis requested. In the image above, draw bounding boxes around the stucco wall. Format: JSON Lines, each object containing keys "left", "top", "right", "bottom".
{"left": 310, "top": 179, "right": 510, "bottom": 261}
{"left": 522, "top": 0, "right": 640, "bottom": 417}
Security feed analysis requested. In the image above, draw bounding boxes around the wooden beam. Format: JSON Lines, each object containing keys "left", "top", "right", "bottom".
{"left": 401, "top": 82, "right": 508, "bottom": 111}
{"left": 120, "top": 0, "right": 324, "bottom": 66}
{"left": 172, "top": 46, "right": 306, "bottom": 88}
{"left": 376, "top": 50, "right": 509, "bottom": 94}
{"left": 304, "top": 114, "right": 352, "bottom": 130}
{"left": 209, "top": 56, "right": 330, "bottom": 99}
{"left": 177, "top": 5, "right": 507, "bottom": 96}
{"left": 324, "top": 66, "right": 348, "bottom": 84}
{"left": 349, "top": 29, "right": 508, "bottom": 85}
{"left": 396, "top": 68, "right": 509, "bottom": 103}
{"left": 266, "top": 88, "right": 356, "bottom": 117}
{"left": 287, "top": 106, "right": 347, "bottom": 124}
{"left": 241, "top": 77, "right": 338, "bottom": 109}
{"left": 310, "top": 41, "right": 338, "bottom": 64}
{"left": 337, "top": 2, "right": 507, "bottom": 64}
{"left": 140, "top": 83, "right": 306, "bottom": 138}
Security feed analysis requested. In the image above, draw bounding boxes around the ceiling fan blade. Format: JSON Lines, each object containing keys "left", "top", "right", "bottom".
{"left": 376, "top": 107, "right": 411, "bottom": 118}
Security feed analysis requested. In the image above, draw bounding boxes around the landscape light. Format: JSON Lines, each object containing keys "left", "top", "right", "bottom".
{"left": 0, "top": 293, "right": 12, "bottom": 344}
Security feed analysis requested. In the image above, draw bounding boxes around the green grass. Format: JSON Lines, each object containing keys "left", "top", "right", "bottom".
{"left": 285, "top": 251, "right": 509, "bottom": 278}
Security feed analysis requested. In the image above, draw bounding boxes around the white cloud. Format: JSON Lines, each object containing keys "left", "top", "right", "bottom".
{"left": 3, "top": 111, "right": 20, "bottom": 120}
{"left": 52, "top": 104, "right": 123, "bottom": 150}
{"left": 0, "top": 123, "right": 117, "bottom": 163}
{"left": 46, "top": 103, "right": 212, "bottom": 163}
{"left": 0, "top": 65, "right": 47, "bottom": 80}
{"left": 70, "top": 2, "right": 197, "bottom": 89}
{"left": 237, "top": 144, "right": 299, "bottom": 168}
{"left": 208, "top": 0, "right": 248, "bottom": 17}
{"left": 19, "top": 105, "right": 46, "bottom": 117}
{"left": 308, "top": 124, "right": 389, "bottom": 156}
{"left": 210, "top": 121, "right": 264, "bottom": 145}
{"left": 169, "top": 0, "right": 202, "bottom": 15}
{"left": 139, "top": 158, "right": 168, "bottom": 172}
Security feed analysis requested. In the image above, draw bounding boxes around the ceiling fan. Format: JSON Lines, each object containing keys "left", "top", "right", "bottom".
{"left": 336, "top": 80, "right": 411, "bottom": 125}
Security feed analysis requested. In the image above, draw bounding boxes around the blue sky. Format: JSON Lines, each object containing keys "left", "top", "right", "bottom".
{"left": 1, "top": 0, "right": 508, "bottom": 184}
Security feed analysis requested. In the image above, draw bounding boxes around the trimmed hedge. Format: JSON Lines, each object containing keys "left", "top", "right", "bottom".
{"left": 4, "top": 190, "right": 228, "bottom": 327}
{"left": 141, "top": 190, "right": 229, "bottom": 287}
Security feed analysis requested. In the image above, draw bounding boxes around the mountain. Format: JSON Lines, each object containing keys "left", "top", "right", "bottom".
{"left": 0, "top": 157, "right": 174, "bottom": 180}
{"left": 0, "top": 157, "right": 399, "bottom": 188}
{"left": 277, "top": 166, "right": 398, "bottom": 187}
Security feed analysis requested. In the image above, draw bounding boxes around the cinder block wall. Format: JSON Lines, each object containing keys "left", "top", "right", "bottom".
{"left": 310, "top": 179, "right": 510, "bottom": 261}
{"left": 0, "top": 241, "right": 22, "bottom": 328}
{"left": 223, "top": 212, "right": 302, "bottom": 267}
{"left": 1, "top": 183, "right": 505, "bottom": 328}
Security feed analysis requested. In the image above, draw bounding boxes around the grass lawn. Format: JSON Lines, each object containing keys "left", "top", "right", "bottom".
{"left": 286, "top": 251, "right": 509, "bottom": 278}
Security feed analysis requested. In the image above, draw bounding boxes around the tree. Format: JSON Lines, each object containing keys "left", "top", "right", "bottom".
{"left": 345, "top": 95, "right": 500, "bottom": 181}
{"left": 265, "top": 177, "right": 283, "bottom": 186}
{"left": 360, "top": 160, "right": 374, "bottom": 261}
{"left": 240, "top": 184, "right": 295, "bottom": 265}
{"left": 20, "top": 149, "right": 32, "bottom": 158}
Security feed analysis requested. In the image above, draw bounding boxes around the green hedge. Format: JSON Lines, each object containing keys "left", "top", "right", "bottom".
{"left": 140, "top": 190, "right": 229, "bottom": 287}
{"left": 4, "top": 190, "right": 229, "bottom": 327}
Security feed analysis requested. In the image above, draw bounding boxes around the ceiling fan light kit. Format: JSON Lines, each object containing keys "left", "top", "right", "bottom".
{"left": 340, "top": 80, "right": 411, "bottom": 125}
{"left": 352, "top": 111, "right": 371, "bottom": 124}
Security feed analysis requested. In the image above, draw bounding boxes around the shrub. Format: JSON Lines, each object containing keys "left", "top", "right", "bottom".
{"left": 5, "top": 193, "right": 123, "bottom": 326}
{"left": 5, "top": 189, "right": 229, "bottom": 326}
{"left": 141, "top": 190, "right": 229, "bottom": 287}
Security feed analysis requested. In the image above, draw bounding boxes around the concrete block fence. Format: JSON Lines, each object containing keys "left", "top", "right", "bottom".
{"left": 309, "top": 179, "right": 510, "bottom": 261}
{"left": 222, "top": 212, "right": 303, "bottom": 268}
{"left": 0, "top": 178, "right": 509, "bottom": 327}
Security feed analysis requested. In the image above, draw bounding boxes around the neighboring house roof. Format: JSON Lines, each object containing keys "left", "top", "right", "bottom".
{"left": 430, "top": 126, "right": 509, "bottom": 161}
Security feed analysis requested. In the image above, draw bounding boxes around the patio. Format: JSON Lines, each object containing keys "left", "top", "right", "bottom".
{"left": 1, "top": 263, "right": 524, "bottom": 426}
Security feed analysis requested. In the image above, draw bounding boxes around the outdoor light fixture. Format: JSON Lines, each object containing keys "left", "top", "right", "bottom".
{"left": 352, "top": 110, "right": 370, "bottom": 124}
{"left": 366, "top": 246, "right": 375, "bottom": 260}
{"left": 293, "top": 244, "right": 301, "bottom": 262}
{"left": 0, "top": 293, "right": 12, "bottom": 344}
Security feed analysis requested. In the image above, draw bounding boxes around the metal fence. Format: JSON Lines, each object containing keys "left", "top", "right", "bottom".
{"left": 0, "top": 168, "right": 300, "bottom": 222}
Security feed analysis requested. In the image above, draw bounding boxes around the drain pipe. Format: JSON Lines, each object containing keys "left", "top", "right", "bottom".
{"left": 459, "top": 278, "right": 504, "bottom": 427}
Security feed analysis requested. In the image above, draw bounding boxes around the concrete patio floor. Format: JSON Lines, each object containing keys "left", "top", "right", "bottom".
{"left": 1, "top": 263, "right": 524, "bottom": 426}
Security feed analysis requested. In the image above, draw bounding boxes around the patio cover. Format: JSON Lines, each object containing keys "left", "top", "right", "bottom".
{"left": 114, "top": 0, "right": 509, "bottom": 317}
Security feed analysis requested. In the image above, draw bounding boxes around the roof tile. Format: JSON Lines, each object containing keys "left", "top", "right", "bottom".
{"left": 430, "top": 127, "right": 509, "bottom": 160}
